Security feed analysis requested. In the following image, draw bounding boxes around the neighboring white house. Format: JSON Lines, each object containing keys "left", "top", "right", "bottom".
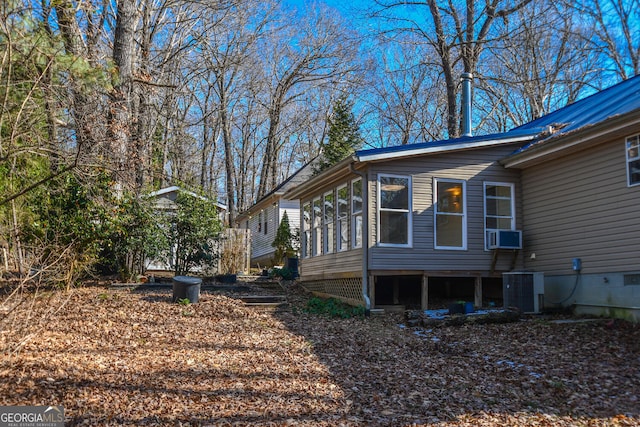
{"left": 235, "top": 161, "right": 315, "bottom": 268}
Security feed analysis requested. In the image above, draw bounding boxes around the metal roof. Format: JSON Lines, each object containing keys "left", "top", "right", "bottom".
{"left": 510, "top": 75, "right": 640, "bottom": 153}
{"left": 355, "top": 128, "right": 540, "bottom": 162}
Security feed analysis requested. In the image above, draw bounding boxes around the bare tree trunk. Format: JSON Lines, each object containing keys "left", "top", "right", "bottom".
{"left": 426, "top": 0, "right": 458, "bottom": 138}
{"left": 109, "top": 0, "right": 137, "bottom": 191}
{"left": 258, "top": 103, "right": 281, "bottom": 199}
{"left": 219, "top": 89, "right": 237, "bottom": 225}
{"left": 54, "top": 2, "right": 97, "bottom": 149}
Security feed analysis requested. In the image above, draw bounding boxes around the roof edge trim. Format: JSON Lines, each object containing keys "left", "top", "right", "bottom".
{"left": 356, "top": 133, "right": 539, "bottom": 162}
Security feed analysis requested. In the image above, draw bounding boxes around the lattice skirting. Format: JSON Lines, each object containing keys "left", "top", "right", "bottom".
{"left": 300, "top": 278, "right": 364, "bottom": 307}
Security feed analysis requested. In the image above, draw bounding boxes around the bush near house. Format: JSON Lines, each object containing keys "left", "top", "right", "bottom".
{"left": 168, "top": 191, "right": 224, "bottom": 276}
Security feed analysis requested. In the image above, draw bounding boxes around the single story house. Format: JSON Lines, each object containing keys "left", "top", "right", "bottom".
{"left": 284, "top": 75, "right": 640, "bottom": 321}
{"left": 235, "top": 160, "right": 315, "bottom": 268}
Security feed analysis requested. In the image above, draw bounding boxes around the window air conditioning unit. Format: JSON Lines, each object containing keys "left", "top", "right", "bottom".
{"left": 488, "top": 230, "right": 522, "bottom": 249}
{"left": 503, "top": 271, "right": 544, "bottom": 313}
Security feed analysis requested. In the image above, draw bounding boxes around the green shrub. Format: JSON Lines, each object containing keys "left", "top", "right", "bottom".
{"left": 304, "top": 297, "right": 365, "bottom": 318}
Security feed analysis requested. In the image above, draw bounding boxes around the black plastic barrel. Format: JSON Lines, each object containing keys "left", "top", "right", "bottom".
{"left": 172, "top": 276, "right": 202, "bottom": 303}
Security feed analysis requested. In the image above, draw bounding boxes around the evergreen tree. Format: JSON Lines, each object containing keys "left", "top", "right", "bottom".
{"left": 272, "top": 211, "right": 296, "bottom": 263}
{"left": 314, "top": 96, "right": 364, "bottom": 175}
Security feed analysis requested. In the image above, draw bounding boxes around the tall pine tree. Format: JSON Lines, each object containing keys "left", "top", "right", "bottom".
{"left": 314, "top": 96, "right": 363, "bottom": 175}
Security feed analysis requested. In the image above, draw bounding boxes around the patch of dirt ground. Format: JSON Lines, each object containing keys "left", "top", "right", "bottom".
{"left": 0, "top": 282, "right": 639, "bottom": 426}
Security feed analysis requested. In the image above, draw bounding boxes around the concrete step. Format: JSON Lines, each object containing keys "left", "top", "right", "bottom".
{"left": 239, "top": 295, "right": 286, "bottom": 304}
{"left": 239, "top": 295, "right": 288, "bottom": 311}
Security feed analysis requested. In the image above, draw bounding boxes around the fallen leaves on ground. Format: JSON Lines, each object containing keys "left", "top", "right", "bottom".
{"left": 0, "top": 282, "right": 638, "bottom": 426}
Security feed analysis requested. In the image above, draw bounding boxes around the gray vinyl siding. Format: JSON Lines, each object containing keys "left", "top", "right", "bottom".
{"left": 367, "top": 145, "right": 523, "bottom": 273}
{"left": 521, "top": 139, "right": 640, "bottom": 275}
{"left": 300, "top": 249, "right": 363, "bottom": 280}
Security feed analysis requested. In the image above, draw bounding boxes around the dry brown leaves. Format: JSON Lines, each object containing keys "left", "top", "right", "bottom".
{"left": 0, "top": 283, "right": 639, "bottom": 426}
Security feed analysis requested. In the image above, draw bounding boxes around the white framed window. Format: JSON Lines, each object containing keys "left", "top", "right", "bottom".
{"left": 351, "top": 178, "right": 362, "bottom": 249}
{"left": 323, "top": 190, "right": 335, "bottom": 254}
{"left": 302, "top": 202, "right": 311, "bottom": 258}
{"left": 312, "top": 197, "right": 322, "bottom": 256}
{"left": 377, "top": 174, "right": 412, "bottom": 247}
{"left": 257, "top": 212, "right": 262, "bottom": 232}
{"left": 626, "top": 134, "right": 640, "bottom": 186}
{"left": 337, "top": 185, "right": 349, "bottom": 252}
{"left": 434, "top": 178, "right": 466, "bottom": 250}
{"left": 484, "top": 182, "right": 515, "bottom": 249}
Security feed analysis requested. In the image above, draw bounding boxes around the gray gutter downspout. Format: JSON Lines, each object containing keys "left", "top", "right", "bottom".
{"left": 350, "top": 162, "right": 371, "bottom": 316}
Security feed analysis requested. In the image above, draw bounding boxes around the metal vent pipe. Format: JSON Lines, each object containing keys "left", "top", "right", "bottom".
{"left": 461, "top": 72, "right": 473, "bottom": 137}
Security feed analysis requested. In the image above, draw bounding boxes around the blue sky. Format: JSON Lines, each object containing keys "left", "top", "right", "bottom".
{"left": 283, "top": 0, "right": 373, "bottom": 21}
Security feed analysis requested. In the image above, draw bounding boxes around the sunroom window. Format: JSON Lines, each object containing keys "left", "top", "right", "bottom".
{"left": 313, "top": 197, "right": 322, "bottom": 255}
{"left": 302, "top": 202, "right": 311, "bottom": 258}
{"left": 434, "top": 178, "right": 466, "bottom": 250}
{"left": 323, "top": 191, "right": 334, "bottom": 254}
{"left": 352, "top": 178, "right": 362, "bottom": 249}
{"left": 378, "top": 174, "right": 411, "bottom": 246}
{"left": 337, "top": 185, "right": 349, "bottom": 252}
{"left": 626, "top": 134, "right": 640, "bottom": 186}
{"left": 484, "top": 183, "right": 515, "bottom": 249}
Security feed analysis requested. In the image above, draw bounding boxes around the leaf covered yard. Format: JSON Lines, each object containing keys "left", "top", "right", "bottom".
{"left": 1, "top": 284, "right": 639, "bottom": 426}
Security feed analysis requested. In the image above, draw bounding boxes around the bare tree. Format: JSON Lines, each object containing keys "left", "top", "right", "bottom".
{"left": 478, "top": 1, "right": 598, "bottom": 129}
{"left": 256, "top": 5, "right": 359, "bottom": 198}
{"left": 108, "top": 0, "right": 137, "bottom": 191}
{"left": 194, "top": 0, "right": 276, "bottom": 223}
{"left": 366, "top": 35, "right": 447, "bottom": 145}
{"left": 52, "top": 1, "right": 107, "bottom": 152}
{"left": 570, "top": 0, "right": 640, "bottom": 81}
{"left": 372, "top": 0, "right": 533, "bottom": 138}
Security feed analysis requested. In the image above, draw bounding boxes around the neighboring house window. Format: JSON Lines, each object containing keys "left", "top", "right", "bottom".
{"left": 352, "top": 178, "right": 363, "bottom": 248}
{"left": 484, "top": 182, "right": 515, "bottom": 249}
{"left": 378, "top": 174, "right": 411, "bottom": 246}
{"left": 337, "top": 185, "right": 349, "bottom": 252}
{"left": 264, "top": 209, "right": 268, "bottom": 235}
{"left": 302, "top": 202, "right": 311, "bottom": 258}
{"left": 245, "top": 220, "right": 249, "bottom": 230}
{"left": 323, "top": 191, "right": 335, "bottom": 254}
{"left": 313, "top": 197, "right": 322, "bottom": 255}
{"left": 434, "top": 178, "right": 466, "bottom": 250}
{"left": 626, "top": 134, "right": 640, "bottom": 186}
{"left": 258, "top": 212, "right": 262, "bottom": 232}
